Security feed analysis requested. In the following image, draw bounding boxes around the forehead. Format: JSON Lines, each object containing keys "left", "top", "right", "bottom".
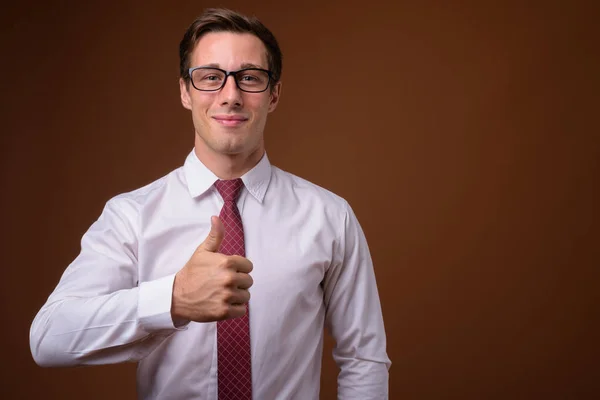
{"left": 190, "top": 31, "right": 268, "bottom": 69}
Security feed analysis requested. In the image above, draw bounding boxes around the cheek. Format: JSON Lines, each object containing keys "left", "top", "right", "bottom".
{"left": 190, "top": 93, "right": 214, "bottom": 113}
{"left": 248, "top": 96, "right": 272, "bottom": 119}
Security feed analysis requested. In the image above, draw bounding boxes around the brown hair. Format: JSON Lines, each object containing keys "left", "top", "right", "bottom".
{"left": 179, "top": 8, "right": 283, "bottom": 87}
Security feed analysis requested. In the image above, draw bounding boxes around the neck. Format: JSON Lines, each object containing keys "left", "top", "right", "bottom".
{"left": 194, "top": 136, "right": 264, "bottom": 180}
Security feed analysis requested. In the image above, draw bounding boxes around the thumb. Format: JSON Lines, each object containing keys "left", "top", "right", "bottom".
{"left": 199, "top": 216, "right": 224, "bottom": 253}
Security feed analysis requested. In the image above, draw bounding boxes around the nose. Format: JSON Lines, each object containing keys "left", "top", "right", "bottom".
{"left": 218, "top": 74, "right": 243, "bottom": 107}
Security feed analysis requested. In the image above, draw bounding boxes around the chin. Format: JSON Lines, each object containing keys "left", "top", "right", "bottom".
{"left": 197, "top": 129, "right": 261, "bottom": 157}
{"left": 213, "top": 140, "right": 252, "bottom": 155}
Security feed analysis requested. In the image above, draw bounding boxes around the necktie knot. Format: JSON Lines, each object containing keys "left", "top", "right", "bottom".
{"left": 214, "top": 178, "right": 244, "bottom": 203}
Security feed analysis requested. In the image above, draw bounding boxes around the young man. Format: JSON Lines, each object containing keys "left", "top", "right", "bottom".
{"left": 30, "top": 8, "right": 391, "bottom": 399}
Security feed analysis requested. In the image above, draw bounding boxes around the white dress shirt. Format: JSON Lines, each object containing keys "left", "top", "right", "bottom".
{"left": 30, "top": 150, "right": 391, "bottom": 399}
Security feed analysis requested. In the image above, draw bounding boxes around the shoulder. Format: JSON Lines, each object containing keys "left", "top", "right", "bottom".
{"left": 269, "top": 165, "right": 352, "bottom": 216}
{"left": 102, "top": 167, "right": 184, "bottom": 219}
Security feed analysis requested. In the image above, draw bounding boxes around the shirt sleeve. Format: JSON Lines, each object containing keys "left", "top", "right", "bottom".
{"left": 323, "top": 200, "right": 392, "bottom": 399}
{"left": 29, "top": 196, "right": 187, "bottom": 367}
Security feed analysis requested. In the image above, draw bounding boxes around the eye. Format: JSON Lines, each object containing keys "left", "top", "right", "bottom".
{"left": 240, "top": 74, "right": 259, "bottom": 81}
{"left": 203, "top": 74, "right": 222, "bottom": 81}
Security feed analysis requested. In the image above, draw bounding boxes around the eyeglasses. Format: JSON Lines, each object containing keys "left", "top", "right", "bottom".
{"left": 188, "top": 67, "right": 272, "bottom": 93}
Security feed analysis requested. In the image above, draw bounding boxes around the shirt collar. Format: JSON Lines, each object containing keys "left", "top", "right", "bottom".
{"left": 183, "top": 149, "right": 272, "bottom": 203}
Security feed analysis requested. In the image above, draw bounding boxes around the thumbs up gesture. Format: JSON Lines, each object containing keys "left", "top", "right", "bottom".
{"left": 171, "top": 216, "right": 253, "bottom": 323}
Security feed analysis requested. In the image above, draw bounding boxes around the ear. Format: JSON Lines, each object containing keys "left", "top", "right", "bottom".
{"left": 179, "top": 78, "right": 192, "bottom": 110}
{"left": 268, "top": 81, "right": 282, "bottom": 113}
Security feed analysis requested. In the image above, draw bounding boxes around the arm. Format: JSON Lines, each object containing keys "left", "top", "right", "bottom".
{"left": 323, "top": 201, "right": 391, "bottom": 399}
{"left": 29, "top": 197, "right": 185, "bottom": 367}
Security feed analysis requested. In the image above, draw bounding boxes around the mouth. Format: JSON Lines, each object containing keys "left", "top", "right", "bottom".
{"left": 212, "top": 115, "right": 249, "bottom": 127}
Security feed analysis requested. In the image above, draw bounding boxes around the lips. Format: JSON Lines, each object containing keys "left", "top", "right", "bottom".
{"left": 212, "top": 114, "right": 248, "bottom": 127}
{"left": 213, "top": 115, "right": 247, "bottom": 121}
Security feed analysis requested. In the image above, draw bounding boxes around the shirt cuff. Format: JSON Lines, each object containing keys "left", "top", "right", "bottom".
{"left": 138, "top": 274, "right": 189, "bottom": 333}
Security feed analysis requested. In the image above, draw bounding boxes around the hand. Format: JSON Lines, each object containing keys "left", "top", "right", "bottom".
{"left": 171, "top": 216, "right": 253, "bottom": 323}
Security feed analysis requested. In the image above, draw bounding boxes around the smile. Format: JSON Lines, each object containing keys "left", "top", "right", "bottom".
{"left": 212, "top": 115, "right": 248, "bottom": 127}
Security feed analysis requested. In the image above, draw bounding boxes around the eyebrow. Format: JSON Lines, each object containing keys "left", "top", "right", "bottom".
{"left": 240, "top": 62, "right": 266, "bottom": 69}
{"left": 197, "top": 62, "right": 267, "bottom": 70}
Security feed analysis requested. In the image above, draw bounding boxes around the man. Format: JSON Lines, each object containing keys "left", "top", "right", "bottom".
{"left": 30, "top": 8, "right": 391, "bottom": 399}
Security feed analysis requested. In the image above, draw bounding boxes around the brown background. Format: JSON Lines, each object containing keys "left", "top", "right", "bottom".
{"left": 1, "top": 0, "right": 598, "bottom": 399}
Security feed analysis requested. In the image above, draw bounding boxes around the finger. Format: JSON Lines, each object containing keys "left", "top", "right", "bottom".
{"left": 228, "top": 255, "right": 253, "bottom": 273}
{"left": 230, "top": 288, "right": 251, "bottom": 305}
{"left": 226, "top": 303, "right": 248, "bottom": 319}
{"left": 198, "top": 216, "right": 224, "bottom": 253}
{"left": 235, "top": 273, "right": 254, "bottom": 290}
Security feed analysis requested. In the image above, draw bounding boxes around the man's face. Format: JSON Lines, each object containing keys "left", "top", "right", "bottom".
{"left": 180, "top": 32, "right": 281, "bottom": 159}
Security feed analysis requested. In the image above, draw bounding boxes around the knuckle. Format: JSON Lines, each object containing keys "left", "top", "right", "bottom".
{"left": 220, "top": 257, "right": 235, "bottom": 270}
{"left": 222, "top": 289, "right": 235, "bottom": 302}
{"left": 230, "top": 307, "right": 242, "bottom": 319}
{"left": 221, "top": 271, "right": 236, "bottom": 287}
{"left": 215, "top": 307, "right": 228, "bottom": 320}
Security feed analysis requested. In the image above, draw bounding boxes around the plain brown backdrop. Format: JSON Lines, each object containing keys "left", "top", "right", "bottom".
{"left": 1, "top": 0, "right": 598, "bottom": 399}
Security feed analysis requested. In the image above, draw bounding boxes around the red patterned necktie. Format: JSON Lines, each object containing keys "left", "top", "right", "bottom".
{"left": 214, "top": 178, "right": 252, "bottom": 400}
